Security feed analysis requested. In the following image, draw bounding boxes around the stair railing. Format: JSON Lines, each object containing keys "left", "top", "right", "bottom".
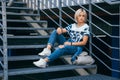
{"left": 0, "top": 0, "right": 8, "bottom": 80}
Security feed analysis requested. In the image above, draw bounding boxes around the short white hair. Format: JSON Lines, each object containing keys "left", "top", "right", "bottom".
{"left": 74, "top": 8, "right": 87, "bottom": 23}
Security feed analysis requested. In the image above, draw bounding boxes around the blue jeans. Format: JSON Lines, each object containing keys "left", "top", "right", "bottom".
{"left": 47, "top": 30, "right": 83, "bottom": 61}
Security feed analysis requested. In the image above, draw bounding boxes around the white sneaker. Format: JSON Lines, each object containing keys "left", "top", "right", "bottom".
{"left": 38, "top": 48, "right": 51, "bottom": 56}
{"left": 33, "top": 58, "right": 47, "bottom": 68}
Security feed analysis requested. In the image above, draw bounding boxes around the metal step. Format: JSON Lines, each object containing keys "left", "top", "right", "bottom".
{"left": 0, "top": 55, "right": 71, "bottom": 61}
{"left": 0, "top": 6, "right": 33, "bottom": 10}
{"left": 7, "top": 35, "right": 50, "bottom": 39}
{"left": 0, "top": 64, "right": 97, "bottom": 76}
{"left": 0, "top": 55, "right": 40, "bottom": 61}
{"left": 51, "top": 74, "right": 120, "bottom": 80}
{"left": 3, "top": 27, "right": 55, "bottom": 30}
{"left": 0, "top": 11, "right": 39, "bottom": 16}
{"left": 0, "top": 19, "right": 47, "bottom": 23}
{"left": 0, "top": 44, "right": 46, "bottom": 49}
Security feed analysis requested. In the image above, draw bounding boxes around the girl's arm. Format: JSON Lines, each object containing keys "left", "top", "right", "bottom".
{"left": 57, "top": 27, "right": 67, "bottom": 34}
{"left": 64, "top": 35, "right": 89, "bottom": 46}
{"left": 72, "top": 35, "right": 89, "bottom": 46}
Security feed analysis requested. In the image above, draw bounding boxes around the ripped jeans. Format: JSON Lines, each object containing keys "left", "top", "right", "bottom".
{"left": 47, "top": 30, "right": 83, "bottom": 61}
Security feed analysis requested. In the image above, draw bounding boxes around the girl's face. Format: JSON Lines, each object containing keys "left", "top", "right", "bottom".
{"left": 77, "top": 12, "right": 86, "bottom": 24}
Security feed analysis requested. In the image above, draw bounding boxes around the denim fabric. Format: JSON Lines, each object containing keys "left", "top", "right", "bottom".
{"left": 47, "top": 30, "right": 83, "bottom": 61}
{"left": 47, "top": 30, "right": 66, "bottom": 46}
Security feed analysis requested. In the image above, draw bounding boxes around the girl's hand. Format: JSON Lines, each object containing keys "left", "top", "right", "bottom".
{"left": 57, "top": 27, "right": 62, "bottom": 34}
{"left": 58, "top": 45, "right": 64, "bottom": 48}
{"left": 64, "top": 42, "right": 71, "bottom": 45}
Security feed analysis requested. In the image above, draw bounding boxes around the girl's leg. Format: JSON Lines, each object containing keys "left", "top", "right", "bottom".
{"left": 38, "top": 30, "right": 66, "bottom": 56}
{"left": 47, "top": 45, "right": 78, "bottom": 61}
{"left": 47, "top": 30, "right": 66, "bottom": 49}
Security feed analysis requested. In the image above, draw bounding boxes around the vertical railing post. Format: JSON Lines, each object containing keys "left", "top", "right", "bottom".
{"left": 37, "top": 0, "right": 40, "bottom": 20}
{"left": 2, "top": 0, "right": 8, "bottom": 80}
{"left": 59, "top": 0, "right": 62, "bottom": 27}
{"left": 89, "top": 0, "right": 92, "bottom": 55}
{"left": 118, "top": 4, "right": 120, "bottom": 78}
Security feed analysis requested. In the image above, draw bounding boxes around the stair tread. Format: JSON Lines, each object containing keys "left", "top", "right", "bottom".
{"left": 0, "top": 64, "right": 97, "bottom": 76}
{"left": 0, "top": 44, "right": 46, "bottom": 49}
{"left": 0, "top": 6, "right": 33, "bottom": 10}
{"left": 0, "top": 12, "right": 39, "bottom": 16}
{"left": 0, "top": 27, "right": 55, "bottom": 30}
{"left": 7, "top": 35, "right": 50, "bottom": 39}
{"left": 7, "top": 27, "right": 55, "bottom": 30}
{"left": 0, "top": 19, "right": 47, "bottom": 23}
{"left": 0, "top": 55, "right": 40, "bottom": 61}
{"left": 0, "top": 55, "right": 71, "bottom": 61}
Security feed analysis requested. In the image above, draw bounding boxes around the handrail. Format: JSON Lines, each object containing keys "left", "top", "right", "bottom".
{"left": 91, "top": 41, "right": 120, "bottom": 61}
{"left": 49, "top": 0, "right": 75, "bottom": 23}
{"left": 91, "top": 32, "right": 120, "bottom": 50}
{"left": 91, "top": 22, "right": 119, "bottom": 38}
{"left": 92, "top": 3, "right": 119, "bottom": 15}
{"left": 91, "top": 51, "right": 120, "bottom": 73}
{"left": 85, "top": 46, "right": 120, "bottom": 73}
{"left": 39, "top": 0, "right": 69, "bottom": 26}
{"left": 71, "top": 0, "right": 119, "bottom": 27}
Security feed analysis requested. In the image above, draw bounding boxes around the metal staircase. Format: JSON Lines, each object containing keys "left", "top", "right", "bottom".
{"left": 0, "top": 0, "right": 97, "bottom": 80}
{"left": 0, "top": 0, "right": 120, "bottom": 80}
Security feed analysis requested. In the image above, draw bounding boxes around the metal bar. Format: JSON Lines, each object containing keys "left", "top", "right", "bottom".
{"left": 0, "top": 49, "right": 4, "bottom": 55}
{"left": 39, "top": 0, "right": 69, "bottom": 26}
{"left": 92, "top": 3, "right": 119, "bottom": 15}
{"left": 37, "top": 0, "right": 40, "bottom": 19}
{"left": 91, "top": 51, "right": 120, "bottom": 73}
{"left": 2, "top": 0, "right": 8, "bottom": 80}
{"left": 91, "top": 42, "right": 120, "bottom": 61}
{"left": 89, "top": 0, "right": 92, "bottom": 56}
{"left": 91, "top": 22, "right": 119, "bottom": 38}
{"left": 59, "top": 0, "right": 62, "bottom": 27}
{"left": 41, "top": 0, "right": 69, "bottom": 26}
{"left": 0, "top": 35, "right": 3, "bottom": 41}
{"left": 0, "top": 23, "right": 3, "bottom": 28}
{"left": 91, "top": 32, "right": 120, "bottom": 50}
{"left": 0, "top": 61, "right": 3, "bottom": 68}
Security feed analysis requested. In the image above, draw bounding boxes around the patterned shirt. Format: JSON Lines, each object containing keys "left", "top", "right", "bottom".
{"left": 65, "top": 23, "right": 90, "bottom": 42}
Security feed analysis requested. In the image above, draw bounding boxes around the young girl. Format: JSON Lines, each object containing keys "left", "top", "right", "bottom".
{"left": 33, "top": 8, "right": 90, "bottom": 68}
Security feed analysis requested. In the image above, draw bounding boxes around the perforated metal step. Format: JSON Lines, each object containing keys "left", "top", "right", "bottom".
{"left": 0, "top": 64, "right": 97, "bottom": 77}
{"left": 0, "top": 11, "right": 39, "bottom": 16}
{"left": 0, "top": 55, "right": 40, "bottom": 61}
{"left": 0, "top": 19, "right": 47, "bottom": 23}
{"left": 0, "top": 44, "right": 46, "bottom": 49}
